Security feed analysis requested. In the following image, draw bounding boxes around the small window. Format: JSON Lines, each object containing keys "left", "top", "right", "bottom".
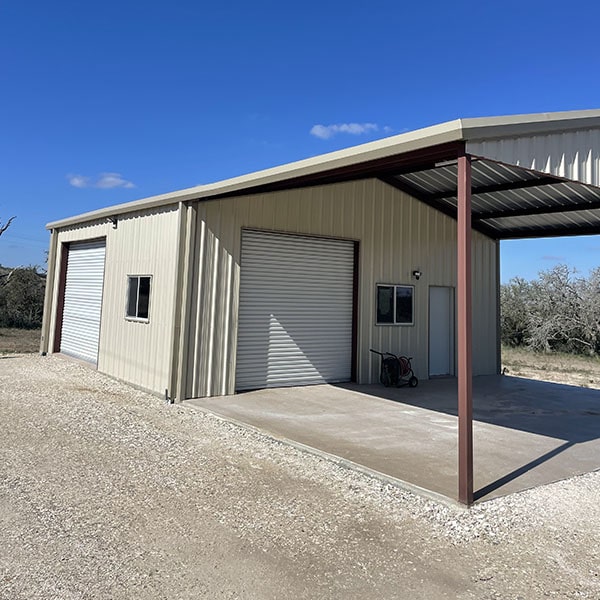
{"left": 126, "top": 276, "right": 151, "bottom": 320}
{"left": 376, "top": 284, "right": 414, "bottom": 325}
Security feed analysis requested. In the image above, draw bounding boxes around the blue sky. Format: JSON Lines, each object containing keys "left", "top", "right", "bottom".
{"left": 1, "top": 0, "right": 599, "bottom": 282}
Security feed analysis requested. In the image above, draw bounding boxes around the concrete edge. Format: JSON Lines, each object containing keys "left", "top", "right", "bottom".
{"left": 182, "top": 400, "right": 465, "bottom": 511}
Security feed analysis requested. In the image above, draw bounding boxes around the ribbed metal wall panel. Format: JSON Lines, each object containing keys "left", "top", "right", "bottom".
{"left": 49, "top": 207, "right": 180, "bottom": 394}
{"left": 60, "top": 240, "right": 106, "bottom": 363}
{"left": 184, "top": 178, "right": 498, "bottom": 398}
{"left": 467, "top": 129, "right": 600, "bottom": 186}
{"left": 236, "top": 230, "right": 354, "bottom": 390}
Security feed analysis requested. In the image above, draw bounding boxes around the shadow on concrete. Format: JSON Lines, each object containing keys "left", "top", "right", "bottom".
{"left": 338, "top": 375, "right": 600, "bottom": 498}
{"left": 473, "top": 440, "right": 576, "bottom": 500}
{"left": 338, "top": 376, "right": 600, "bottom": 443}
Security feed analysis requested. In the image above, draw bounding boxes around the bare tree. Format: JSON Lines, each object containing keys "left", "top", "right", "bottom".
{"left": 0, "top": 216, "right": 16, "bottom": 237}
{"left": 500, "top": 277, "right": 531, "bottom": 347}
{"left": 0, "top": 266, "right": 46, "bottom": 328}
{"left": 501, "top": 265, "right": 600, "bottom": 356}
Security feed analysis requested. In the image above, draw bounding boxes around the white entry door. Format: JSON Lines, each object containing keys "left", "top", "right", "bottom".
{"left": 429, "top": 286, "right": 454, "bottom": 377}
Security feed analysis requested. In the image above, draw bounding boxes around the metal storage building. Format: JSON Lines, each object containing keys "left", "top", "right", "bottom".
{"left": 41, "top": 109, "right": 600, "bottom": 504}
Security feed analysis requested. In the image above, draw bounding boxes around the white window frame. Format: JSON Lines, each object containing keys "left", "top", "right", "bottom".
{"left": 125, "top": 275, "right": 152, "bottom": 322}
{"left": 376, "top": 283, "right": 415, "bottom": 326}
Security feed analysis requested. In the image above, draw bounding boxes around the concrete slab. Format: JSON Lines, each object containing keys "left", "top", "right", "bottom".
{"left": 185, "top": 376, "right": 600, "bottom": 502}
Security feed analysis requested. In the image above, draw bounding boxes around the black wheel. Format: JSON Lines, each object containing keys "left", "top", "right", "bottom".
{"left": 381, "top": 358, "right": 399, "bottom": 387}
{"left": 408, "top": 376, "right": 418, "bottom": 388}
{"left": 380, "top": 366, "right": 392, "bottom": 387}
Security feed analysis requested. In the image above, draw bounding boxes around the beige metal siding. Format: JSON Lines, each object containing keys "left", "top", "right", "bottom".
{"left": 467, "top": 129, "right": 600, "bottom": 186}
{"left": 47, "top": 207, "right": 180, "bottom": 394}
{"left": 183, "top": 178, "right": 498, "bottom": 398}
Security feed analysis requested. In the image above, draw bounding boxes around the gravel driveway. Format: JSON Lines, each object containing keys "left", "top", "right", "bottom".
{"left": 1, "top": 355, "right": 599, "bottom": 599}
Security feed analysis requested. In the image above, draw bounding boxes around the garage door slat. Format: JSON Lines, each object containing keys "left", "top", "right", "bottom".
{"left": 60, "top": 240, "right": 106, "bottom": 364}
{"left": 236, "top": 230, "right": 354, "bottom": 391}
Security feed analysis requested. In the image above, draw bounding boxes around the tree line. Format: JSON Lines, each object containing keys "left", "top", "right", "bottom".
{"left": 0, "top": 266, "right": 46, "bottom": 329}
{"left": 0, "top": 216, "right": 46, "bottom": 329}
{"left": 501, "top": 265, "right": 600, "bottom": 356}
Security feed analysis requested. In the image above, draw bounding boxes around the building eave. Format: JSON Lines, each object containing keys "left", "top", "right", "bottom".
{"left": 47, "top": 108, "right": 600, "bottom": 233}
{"left": 46, "top": 120, "right": 465, "bottom": 230}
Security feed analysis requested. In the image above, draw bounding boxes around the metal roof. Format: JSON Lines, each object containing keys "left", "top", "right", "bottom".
{"left": 389, "top": 158, "right": 600, "bottom": 239}
{"left": 47, "top": 109, "right": 600, "bottom": 239}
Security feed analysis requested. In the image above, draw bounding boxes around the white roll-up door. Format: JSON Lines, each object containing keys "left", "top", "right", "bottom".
{"left": 236, "top": 230, "right": 355, "bottom": 391}
{"left": 60, "top": 239, "right": 106, "bottom": 364}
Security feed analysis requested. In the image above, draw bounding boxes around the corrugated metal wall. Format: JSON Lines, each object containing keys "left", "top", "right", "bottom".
{"left": 467, "top": 129, "right": 600, "bottom": 186}
{"left": 48, "top": 207, "right": 180, "bottom": 394}
{"left": 183, "top": 178, "right": 498, "bottom": 399}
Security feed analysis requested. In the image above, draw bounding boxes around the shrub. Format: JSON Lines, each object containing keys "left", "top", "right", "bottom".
{"left": 0, "top": 267, "right": 46, "bottom": 329}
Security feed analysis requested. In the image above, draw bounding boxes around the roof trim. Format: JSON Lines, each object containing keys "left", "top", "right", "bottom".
{"left": 47, "top": 108, "right": 600, "bottom": 230}
{"left": 46, "top": 123, "right": 464, "bottom": 229}
{"left": 461, "top": 108, "right": 600, "bottom": 142}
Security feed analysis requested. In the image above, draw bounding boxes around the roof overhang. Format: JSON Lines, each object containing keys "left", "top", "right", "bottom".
{"left": 47, "top": 109, "right": 600, "bottom": 240}
{"left": 385, "top": 156, "right": 600, "bottom": 239}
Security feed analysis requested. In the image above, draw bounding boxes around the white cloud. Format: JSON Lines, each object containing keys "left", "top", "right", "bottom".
{"left": 67, "top": 172, "right": 135, "bottom": 189}
{"left": 95, "top": 172, "right": 136, "bottom": 189}
{"left": 310, "top": 122, "right": 381, "bottom": 140}
{"left": 67, "top": 174, "right": 90, "bottom": 188}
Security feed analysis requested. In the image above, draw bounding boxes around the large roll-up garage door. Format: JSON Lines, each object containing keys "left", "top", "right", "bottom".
{"left": 60, "top": 239, "right": 106, "bottom": 364}
{"left": 236, "top": 230, "right": 355, "bottom": 390}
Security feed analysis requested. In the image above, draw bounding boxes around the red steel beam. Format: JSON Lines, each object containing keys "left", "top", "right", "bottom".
{"left": 457, "top": 154, "right": 474, "bottom": 506}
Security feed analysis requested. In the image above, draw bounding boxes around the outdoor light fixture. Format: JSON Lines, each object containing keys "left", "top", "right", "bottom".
{"left": 107, "top": 216, "right": 118, "bottom": 229}
{"left": 412, "top": 269, "right": 422, "bottom": 280}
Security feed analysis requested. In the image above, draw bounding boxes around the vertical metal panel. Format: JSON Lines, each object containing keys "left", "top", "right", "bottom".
{"left": 186, "top": 207, "right": 242, "bottom": 399}
{"left": 168, "top": 202, "right": 190, "bottom": 400}
{"left": 176, "top": 203, "right": 198, "bottom": 401}
{"left": 467, "top": 129, "right": 600, "bottom": 186}
{"left": 184, "top": 178, "right": 498, "bottom": 398}
{"left": 48, "top": 207, "right": 180, "bottom": 394}
{"left": 40, "top": 229, "right": 58, "bottom": 354}
{"left": 60, "top": 240, "right": 106, "bottom": 364}
{"left": 235, "top": 230, "right": 354, "bottom": 390}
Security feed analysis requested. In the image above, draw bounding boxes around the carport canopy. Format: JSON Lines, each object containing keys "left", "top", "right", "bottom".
{"left": 223, "top": 110, "right": 599, "bottom": 505}
{"left": 207, "top": 110, "right": 600, "bottom": 505}
{"left": 47, "top": 108, "right": 600, "bottom": 504}
{"left": 218, "top": 110, "right": 600, "bottom": 505}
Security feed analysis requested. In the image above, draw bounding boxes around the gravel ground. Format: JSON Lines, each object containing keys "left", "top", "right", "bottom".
{"left": 0, "top": 328, "right": 40, "bottom": 354}
{"left": 1, "top": 355, "right": 599, "bottom": 599}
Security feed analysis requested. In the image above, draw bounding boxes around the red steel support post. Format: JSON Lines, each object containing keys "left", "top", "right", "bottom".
{"left": 457, "top": 153, "right": 474, "bottom": 506}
